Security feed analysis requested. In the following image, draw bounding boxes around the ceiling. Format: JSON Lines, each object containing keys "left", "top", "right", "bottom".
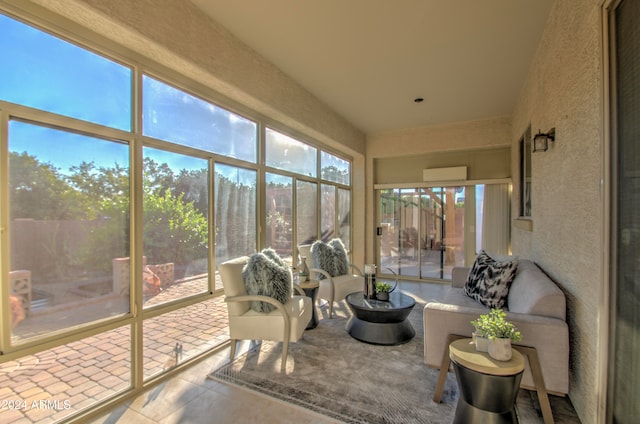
{"left": 190, "top": 0, "right": 553, "bottom": 135}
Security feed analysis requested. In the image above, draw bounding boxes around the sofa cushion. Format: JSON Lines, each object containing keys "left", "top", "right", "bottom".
{"left": 508, "top": 263, "right": 566, "bottom": 320}
{"left": 464, "top": 250, "right": 518, "bottom": 309}
{"left": 243, "top": 248, "right": 292, "bottom": 313}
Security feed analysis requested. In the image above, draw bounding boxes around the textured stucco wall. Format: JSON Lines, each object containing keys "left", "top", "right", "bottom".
{"left": 510, "top": 0, "right": 604, "bottom": 422}
{"left": 364, "top": 116, "right": 512, "bottom": 264}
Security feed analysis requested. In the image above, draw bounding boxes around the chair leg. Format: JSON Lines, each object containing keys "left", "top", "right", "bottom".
{"left": 229, "top": 339, "right": 237, "bottom": 362}
{"left": 281, "top": 340, "right": 289, "bottom": 372}
{"left": 328, "top": 302, "right": 334, "bottom": 319}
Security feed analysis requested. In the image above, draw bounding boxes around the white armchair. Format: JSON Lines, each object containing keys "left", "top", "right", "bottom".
{"left": 298, "top": 244, "right": 364, "bottom": 318}
{"left": 218, "top": 256, "right": 312, "bottom": 372}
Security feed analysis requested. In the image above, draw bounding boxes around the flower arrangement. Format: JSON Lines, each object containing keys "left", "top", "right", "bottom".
{"left": 471, "top": 308, "right": 522, "bottom": 342}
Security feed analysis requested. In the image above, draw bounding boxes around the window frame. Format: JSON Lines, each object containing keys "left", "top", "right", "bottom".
{"left": 0, "top": 9, "right": 353, "bottom": 417}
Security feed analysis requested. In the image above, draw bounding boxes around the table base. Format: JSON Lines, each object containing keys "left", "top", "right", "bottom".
{"left": 345, "top": 316, "right": 415, "bottom": 345}
{"left": 452, "top": 361, "right": 523, "bottom": 424}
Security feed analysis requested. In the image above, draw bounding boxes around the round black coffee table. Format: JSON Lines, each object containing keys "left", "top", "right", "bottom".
{"left": 345, "top": 291, "right": 416, "bottom": 345}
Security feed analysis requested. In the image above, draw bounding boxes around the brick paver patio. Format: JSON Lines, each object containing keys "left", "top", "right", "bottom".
{"left": 0, "top": 276, "right": 229, "bottom": 424}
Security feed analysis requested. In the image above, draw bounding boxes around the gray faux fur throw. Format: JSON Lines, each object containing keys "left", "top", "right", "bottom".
{"left": 310, "top": 239, "right": 349, "bottom": 278}
{"left": 242, "top": 248, "right": 292, "bottom": 313}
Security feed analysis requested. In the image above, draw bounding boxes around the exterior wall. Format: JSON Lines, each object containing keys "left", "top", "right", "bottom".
{"left": 365, "top": 116, "right": 512, "bottom": 263}
{"left": 510, "top": 1, "right": 604, "bottom": 422}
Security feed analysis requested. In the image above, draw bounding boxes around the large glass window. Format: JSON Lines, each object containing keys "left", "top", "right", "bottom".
{"left": 143, "top": 75, "right": 257, "bottom": 162}
{"left": 296, "top": 181, "right": 318, "bottom": 245}
{"left": 266, "top": 173, "right": 293, "bottom": 260}
{"left": 321, "top": 151, "right": 350, "bottom": 185}
{"left": 519, "top": 126, "right": 532, "bottom": 217}
{"left": 0, "top": 11, "right": 352, "bottom": 421}
{"left": 265, "top": 128, "right": 317, "bottom": 177}
{"left": 0, "top": 325, "right": 131, "bottom": 423}
{"left": 338, "top": 188, "right": 351, "bottom": 251}
{"left": 214, "top": 164, "right": 257, "bottom": 264}
{"left": 321, "top": 184, "right": 336, "bottom": 241}
{"left": 0, "top": 14, "right": 131, "bottom": 131}
{"left": 142, "top": 147, "right": 209, "bottom": 307}
{"left": 8, "top": 121, "right": 130, "bottom": 343}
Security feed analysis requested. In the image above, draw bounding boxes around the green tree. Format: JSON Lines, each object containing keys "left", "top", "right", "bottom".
{"left": 9, "top": 151, "right": 86, "bottom": 220}
{"left": 143, "top": 188, "right": 208, "bottom": 265}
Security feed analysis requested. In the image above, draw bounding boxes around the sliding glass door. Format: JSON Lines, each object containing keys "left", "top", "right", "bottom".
{"left": 378, "top": 183, "right": 509, "bottom": 281}
{"left": 379, "top": 187, "right": 465, "bottom": 280}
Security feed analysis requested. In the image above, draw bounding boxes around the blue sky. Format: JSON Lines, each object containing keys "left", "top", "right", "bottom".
{"left": 1, "top": 12, "right": 342, "bottom": 187}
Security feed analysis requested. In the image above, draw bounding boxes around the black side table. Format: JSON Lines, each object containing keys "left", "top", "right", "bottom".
{"left": 345, "top": 291, "right": 415, "bottom": 345}
{"left": 298, "top": 280, "right": 319, "bottom": 329}
{"left": 449, "top": 338, "right": 524, "bottom": 424}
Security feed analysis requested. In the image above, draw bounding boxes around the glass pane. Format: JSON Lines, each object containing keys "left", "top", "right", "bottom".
{"left": 520, "top": 127, "right": 532, "bottom": 217}
{"left": 379, "top": 189, "right": 399, "bottom": 275}
{"left": 8, "top": 121, "right": 130, "bottom": 343}
{"left": 265, "top": 128, "right": 317, "bottom": 177}
{"left": 338, "top": 188, "right": 351, "bottom": 251}
{"left": 0, "top": 14, "right": 131, "bottom": 131}
{"left": 0, "top": 325, "right": 131, "bottom": 423}
{"left": 143, "top": 76, "right": 257, "bottom": 162}
{"left": 420, "top": 188, "right": 443, "bottom": 278}
{"left": 266, "top": 173, "right": 293, "bottom": 261}
{"left": 296, "top": 181, "right": 317, "bottom": 245}
{"left": 142, "top": 147, "right": 209, "bottom": 307}
{"left": 214, "top": 164, "right": 257, "bottom": 265}
{"left": 379, "top": 186, "right": 465, "bottom": 280}
{"left": 398, "top": 189, "right": 420, "bottom": 278}
{"left": 421, "top": 187, "right": 465, "bottom": 279}
{"left": 321, "top": 184, "right": 336, "bottom": 241}
{"left": 321, "top": 151, "right": 350, "bottom": 185}
{"left": 143, "top": 297, "right": 228, "bottom": 381}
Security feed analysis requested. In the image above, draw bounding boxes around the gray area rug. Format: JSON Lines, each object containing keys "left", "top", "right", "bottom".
{"left": 208, "top": 298, "right": 565, "bottom": 424}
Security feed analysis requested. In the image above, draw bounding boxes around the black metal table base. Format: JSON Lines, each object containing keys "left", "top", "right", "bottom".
{"left": 345, "top": 316, "right": 415, "bottom": 345}
{"left": 302, "top": 286, "right": 319, "bottom": 329}
{"left": 452, "top": 361, "right": 523, "bottom": 424}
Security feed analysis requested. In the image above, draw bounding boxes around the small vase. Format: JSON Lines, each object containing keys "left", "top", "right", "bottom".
{"left": 298, "top": 256, "right": 309, "bottom": 282}
{"left": 473, "top": 332, "right": 489, "bottom": 352}
{"left": 376, "top": 291, "right": 389, "bottom": 301}
{"left": 488, "top": 337, "right": 512, "bottom": 361}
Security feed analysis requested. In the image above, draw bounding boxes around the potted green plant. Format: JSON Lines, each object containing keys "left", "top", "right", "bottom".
{"left": 375, "top": 282, "right": 393, "bottom": 301}
{"left": 471, "top": 309, "right": 522, "bottom": 359}
{"left": 470, "top": 313, "right": 492, "bottom": 352}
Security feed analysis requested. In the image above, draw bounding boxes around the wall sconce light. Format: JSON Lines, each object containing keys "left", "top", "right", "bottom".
{"left": 533, "top": 128, "right": 555, "bottom": 152}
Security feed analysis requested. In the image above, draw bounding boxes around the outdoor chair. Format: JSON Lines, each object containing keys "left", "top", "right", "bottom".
{"left": 218, "top": 256, "right": 312, "bottom": 372}
{"left": 298, "top": 242, "right": 364, "bottom": 318}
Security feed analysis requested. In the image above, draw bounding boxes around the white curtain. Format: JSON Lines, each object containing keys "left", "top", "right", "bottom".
{"left": 481, "top": 183, "right": 510, "bottom": 256}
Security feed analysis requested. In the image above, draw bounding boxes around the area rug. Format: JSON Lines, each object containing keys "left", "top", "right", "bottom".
{"left": 208, "top": 298, "right": 546, "bottom": 424}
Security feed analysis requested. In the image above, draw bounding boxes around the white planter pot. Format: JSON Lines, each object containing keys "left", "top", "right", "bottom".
{"left": 488, "top": 338, "right": 512, "bottom": 361}
{"left": 473, "top": 332, "right": 489, "bottom": 352}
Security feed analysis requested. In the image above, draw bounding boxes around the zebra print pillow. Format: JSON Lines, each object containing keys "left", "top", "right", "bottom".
{"left": 464, "top": 250, "right": 518, "bottom": 309}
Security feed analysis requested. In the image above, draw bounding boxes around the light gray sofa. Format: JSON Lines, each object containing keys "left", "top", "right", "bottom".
{"left": 423, "top": 259, "right": 569, "bottom": 395}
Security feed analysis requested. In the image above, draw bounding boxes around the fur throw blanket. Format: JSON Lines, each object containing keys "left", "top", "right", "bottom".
{"left": 243, "top": 248, "right": 292, "bottom": 312}
{"left": 310, "top": 239, "right": 349, "bottom": 278}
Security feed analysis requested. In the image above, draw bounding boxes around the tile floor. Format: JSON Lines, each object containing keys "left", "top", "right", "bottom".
{"left": 5, "top": 280, "right": 578, "bottom": 423}
{"left": 89, "top": 281, "right": 452, "bottom": 424}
